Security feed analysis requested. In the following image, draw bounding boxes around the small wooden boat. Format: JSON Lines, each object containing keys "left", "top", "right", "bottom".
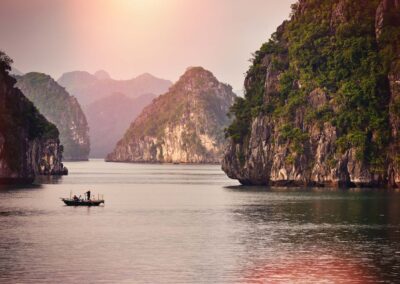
{"left": 61, "top": 198, "right": 104, "bottom": 206}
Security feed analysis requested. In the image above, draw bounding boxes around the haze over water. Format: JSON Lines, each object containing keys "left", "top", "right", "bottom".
{"left": 0, "top": 160, "right": 399, "bottom": 283}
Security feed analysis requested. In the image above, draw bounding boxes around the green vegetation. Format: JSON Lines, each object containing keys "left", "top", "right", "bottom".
{"left": 125, "top": 68, "right": 233, "bottom": 147}
{"left": 16, "top": 72, "right": 89, "bottom": 160}
{"left": 279, "top": 124, "right": 309, "bottom": 155}
{"left": 125, "top": 90, "right": 187, "bottom": 139}
{"left": 226, "top": 28, "right": 288, "bottom": 143}
{"left": 112, "top": 67, "right": 236, "bottom": 163}
{"left": 226, "top": 0, "right": 399, "bottom": 170}
{"left": 0, "top": 51, "right": 59, "bottom": 171}
{"left": 0, "top": 51, "right": 12, "bottom": 72}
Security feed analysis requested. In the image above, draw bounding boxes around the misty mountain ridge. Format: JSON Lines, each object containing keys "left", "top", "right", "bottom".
{"left": 94, "top": 69, "right": 111, "bottom": 80}
{"left": 15, "top": 72, "right": 90, "bottom": 161}
{"left": 57, "top": 70, "right": 172, "bottom": 106}
{"left": 85, "top": 92, "right": 156, "bottom": 158}
{"left": 10, "top": 66, "right": 23, "bottom": 76}
{"left": 107, "top": 66, "right": 236, "bottom": 164}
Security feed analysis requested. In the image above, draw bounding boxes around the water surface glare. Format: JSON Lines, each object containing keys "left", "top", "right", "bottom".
{"left": 0, "top": 160, "right": 399, "bottom": 283}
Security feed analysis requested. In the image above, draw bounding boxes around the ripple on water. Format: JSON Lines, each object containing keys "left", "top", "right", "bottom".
{"left": 0, "top": 161, "right": 399, "bottom": 283}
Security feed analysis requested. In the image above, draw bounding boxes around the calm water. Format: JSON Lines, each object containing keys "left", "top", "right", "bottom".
{"left": 0, "top": 160, "right": 399, "bottom": 283}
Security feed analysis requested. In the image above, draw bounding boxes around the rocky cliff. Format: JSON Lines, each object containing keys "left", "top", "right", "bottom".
{"left": 107, "top": 67, "right": 236, "bottom": 164}
{"left": 0, "top": 52, "right": 67, "bottom": 184}
{"left": 16, "top": 73, "right": 90, "bottom": 161}
{"left": 382, "top": 0, "right": 400, "bottom": 186}
{"left": 85, "top": 92, "right": 156, "bottom": 158}
{"left": 57, "top": 70, "right": 172, "bottom": 106}
{"left": 223, "top": 0, "right": 400, "bottom": 187}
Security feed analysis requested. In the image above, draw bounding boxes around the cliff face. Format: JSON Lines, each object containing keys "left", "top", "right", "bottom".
{"left": 381, "top": 0, "right": 400, "bottom": 185}
{"left": 223, "top": 0, "right": 400, "bottom": 187}
{"left": 0, "top": 54, "right": 67, "bottom": 184}
{"left": 57, "top": 70, "right": 172, "bottom": 106}
{"left": 107, "top": 67, "right": 236, "bottom": 164}
{"left": 85, "top": 92, "right": 156, "bottom": 158}
{"left": 16, "top": 73, "right": 90, "bottom": 161}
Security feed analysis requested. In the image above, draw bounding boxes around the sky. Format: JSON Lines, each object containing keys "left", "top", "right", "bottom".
{"left": 0, "top": 0, "right": 295, "bottom": 91}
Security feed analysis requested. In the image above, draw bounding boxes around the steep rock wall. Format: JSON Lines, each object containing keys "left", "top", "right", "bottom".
{"left": 0, "top": 55, "right": 67, "bottom": 184}
{"left": 107, "top": 67, "right": 236, "bottom": 164}
{"left": 16, "top": 73, "right": 90, "bottom": 161}
{"left": 223, "top": 0, "right": 400, "bottom": 187}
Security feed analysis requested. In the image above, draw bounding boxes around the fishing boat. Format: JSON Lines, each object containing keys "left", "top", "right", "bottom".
{"left": 61, "top": 192, "right": 105, "bottom": 206}
{"left": 61, "top": 198, "right": 104, "bottom": 206}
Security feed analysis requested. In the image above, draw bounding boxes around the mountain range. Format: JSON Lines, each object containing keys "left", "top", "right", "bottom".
{"left": 15, "top": 72, "right": 90, "bottom": 161}
{"left": 107, "top": 67, "right": 236, "bottom": 164}
{"left": 85, "top": 92, "right": 156, "bottom": 158}
{"left": 57, "top": 70, "right": 172, "bottom": 106}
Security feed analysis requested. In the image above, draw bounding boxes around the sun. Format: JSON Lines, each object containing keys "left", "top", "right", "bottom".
{"left": 122, "top": 0, "right": 159, "bottom": 11}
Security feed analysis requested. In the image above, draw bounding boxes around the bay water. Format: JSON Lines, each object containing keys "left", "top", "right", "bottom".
{"left": 0, "top": 160, "right": 399, "bottom": 283}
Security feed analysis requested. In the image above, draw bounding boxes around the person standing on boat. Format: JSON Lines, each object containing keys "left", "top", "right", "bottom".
{"left": 86, "top": 190, "right": 91, "bottom": 200}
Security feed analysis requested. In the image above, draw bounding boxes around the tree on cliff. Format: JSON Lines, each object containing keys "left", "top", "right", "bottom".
{"left": 0, "top": 51, "right": 12, "bottom": 72}
{"left": 0, "top": 51, "right": 66, "bottom": 182}
{"left": 223, "top": 0, "right": 400, "bottom": 187}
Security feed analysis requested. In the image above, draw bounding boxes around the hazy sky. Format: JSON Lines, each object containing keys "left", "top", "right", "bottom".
{"left": 1, "top": 0, "right": 294, "bottom": 91}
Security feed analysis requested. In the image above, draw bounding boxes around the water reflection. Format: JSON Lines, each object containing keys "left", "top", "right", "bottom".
{"left": 227, "top": 186, "right": 400, "bottom": 283}
{"left": 34, "top": 175, "right": 64, "bottom": 184}
{"left": 0, "top": 161, "right": 399, "bottom": 283}
{"left": 242, "top": 251, "right": 378, "bottom": 283}
{"left": 0, "top": 183, "right": 42, "bottom": 190}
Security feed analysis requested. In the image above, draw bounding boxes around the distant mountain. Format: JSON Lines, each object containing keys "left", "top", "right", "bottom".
{"left": 94, "top": 69, "right": 111, "bottom": 80}
{"left": 85, "top": 92, "right": 156, "bottom": 158}
{"left": 10, "top": 66, "right": 23, "bottom": 76}
{"left": 16, "top": 72, "right": 90, "bottom": 161}
{"left": 57, "top": 70, "right": 172, "bottom": 106}
{"left": 234, "top": 89, "right": 244, "bottom": 97}
{"left": 106, "top": 67, "right": 236, "bottom": 164}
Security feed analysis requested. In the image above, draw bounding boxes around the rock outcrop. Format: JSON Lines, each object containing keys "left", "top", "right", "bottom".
{"left": 378, "top": 0, "right": 400, "bottom": 186}
{"left": 223, "top": 0, "right": 400, "bottom": 187}
{"left": 106, "top": 67, "right": 236, "bottom": 164}
{"left": 85, "top": 92, "right": 156, "bottom": 158}
{"left": 57, "top": 70, "right": 172, "bottom": 106}
{"left": 16, "top": 73, "right": 90, "bottom": 161}
{"left": 0, "top": 52, "right": 67, "bottom": 184}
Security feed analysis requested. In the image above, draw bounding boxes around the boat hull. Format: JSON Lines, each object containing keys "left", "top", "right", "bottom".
{"left": 62, "top": 198, "right": 104, "bottom": 206}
